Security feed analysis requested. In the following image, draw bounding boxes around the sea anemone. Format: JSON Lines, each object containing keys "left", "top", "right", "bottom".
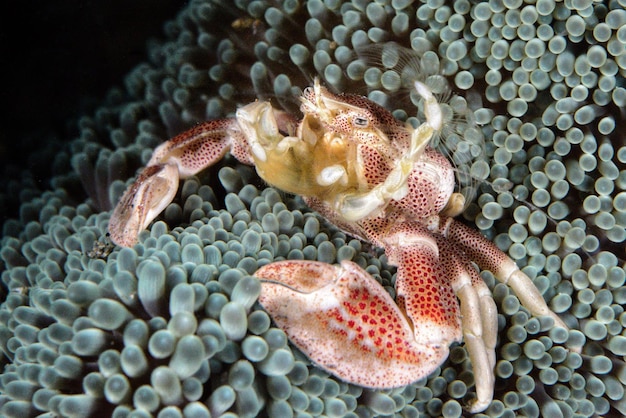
{"left": 1, "top": 1, "right": 625, "bottom": 416}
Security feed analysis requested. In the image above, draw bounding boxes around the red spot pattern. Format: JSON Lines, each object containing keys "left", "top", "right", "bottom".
{"left": 443, "top": 218, "right": 511, "bottom": 277}
{"left": 392, "top": 148, "right": 455, "bottom": 220}
{"left": 258, "top": 257, "right": 454, "bottom": 389}
{"left": 358, "top": 145, "right": 392, "bottom": 186}
{"left": 384, "top": 224, "right": 462, "bottom": 333}
{"left": 326, "top": 279, "right": 423, "bottom": 363}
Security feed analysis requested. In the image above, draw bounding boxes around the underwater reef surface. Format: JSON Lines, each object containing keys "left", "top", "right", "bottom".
{"left": 1, "top": 0, "right": 625, "bottom": 417}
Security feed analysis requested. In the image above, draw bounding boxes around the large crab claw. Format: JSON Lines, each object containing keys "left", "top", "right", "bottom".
{"left": 256, "top": 259, "right": 450, "bottom": 388}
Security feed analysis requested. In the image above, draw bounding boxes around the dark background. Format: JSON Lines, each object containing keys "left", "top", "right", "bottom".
{"left": 0, "top": 1, "right": 185, "bottom": 170}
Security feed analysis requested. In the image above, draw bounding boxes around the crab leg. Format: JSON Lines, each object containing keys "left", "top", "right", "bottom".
{"left": 435, "top": 237, "right": 498, "bottom": 412}
{"left": 109, "top": 119, "right": 244, "bottom": 247}
{"left": 437, "top": 217, "right": 569, "bottom": 330}
{"left": 257, "top": 259, "right": 451, "bottom": 388}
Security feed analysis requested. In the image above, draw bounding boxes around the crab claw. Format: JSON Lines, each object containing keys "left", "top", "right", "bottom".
{"left": 108, "top": 164, "right": 179, "bottom": 247}
{"left": 108, "top": 120, "right": 242, "bottom": 247}
{"left": 257, "top": 260, "right": 449, "bottom": 388}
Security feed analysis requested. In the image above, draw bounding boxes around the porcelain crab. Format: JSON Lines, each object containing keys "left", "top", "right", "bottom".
{"left": 108, "top": 78, "right": 568, "bottom": 412}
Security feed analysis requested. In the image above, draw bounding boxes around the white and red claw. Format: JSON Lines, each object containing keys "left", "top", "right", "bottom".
{"left": 256, "top": 259, "right": 451, "bottom": 388}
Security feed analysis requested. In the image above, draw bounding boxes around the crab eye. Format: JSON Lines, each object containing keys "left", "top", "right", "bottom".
{"left": 353, "top": 116, "right": 369, "bottom": 128}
